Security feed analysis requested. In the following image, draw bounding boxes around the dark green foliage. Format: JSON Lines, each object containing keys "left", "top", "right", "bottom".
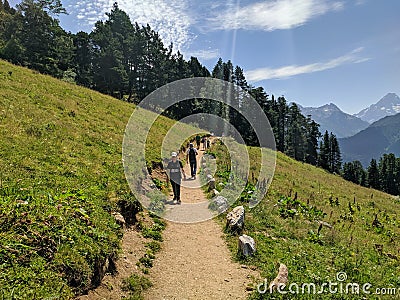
{"left": 0, "top": 0, "right": 73, "bottom": 77}
{"left": 343, "top": 154, "right": 400, "bottom": 196}
{"left": 277, "top": 196, "right": 326, "bottom": 221}
{"left": 141, "top": 217, "right": 165, "bottom": 241}
{"left": 342, "top": 160, "right": 367, "bottom": 186}
{"left": 0, "top": 188, "right": 121, "bottom": 298}
{"left": 367, "top": 158, "right": 380, "bottom": 189}
{"left": 379, "top": 153, "right": 399, "bottom": 195}
{"left": 318, "top": 131, "right": 342, "bottom": 173}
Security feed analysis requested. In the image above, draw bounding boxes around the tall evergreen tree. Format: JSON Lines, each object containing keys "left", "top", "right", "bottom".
{"left": 72, "top": 31, "right": 94, "bottom": 87}
{"left": 367, "top": 158, "right": 380, "bottom": 189}
{"left": 379, "top": 153, "right": 398, "bottom": 195}
{"left": 286, "top": 103, "right": 306, "bottom": 161}
{"left": 318, "top": 131, "right": 330, "bottom": 170}
{"left": 305, "top": 116, "right": 320, "bottom": 165}
{"left": 330, "top": 133, "right": 342, "bottom": 173}
{"left": 343, "top": 161, "right": 365, "bottom": 185}
{"left": 276, "top": 96, "right": 287, "bottom": 152}
{"left": 1, "top": 0, "right": 73, "bottom": 77}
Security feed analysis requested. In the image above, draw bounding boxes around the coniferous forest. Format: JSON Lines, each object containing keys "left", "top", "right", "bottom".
{"left": 1, "top": 0, "right": 399, "bottom": 196}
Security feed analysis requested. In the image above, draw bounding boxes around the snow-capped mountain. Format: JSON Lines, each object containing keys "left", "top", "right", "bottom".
{"left": 355, "top": 93, "right": 400, "bottom": 123}
{"left": 298, "top": 103, "right": 369, "bottom": 138}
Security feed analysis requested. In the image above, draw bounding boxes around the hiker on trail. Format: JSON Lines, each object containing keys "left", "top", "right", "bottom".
{"left": 195, "top": 135, "right": 201, "bottom": 149}
{"left": 166, "top": 152, "right": 186, "bottom": 204}
{"left": 206, "top": 139, "right": 211, "bottom": 149}
{"left": 186, "top": 143, "right": 198, "bottom": 179}
{"left": 201, "top": 136, "right": 206, "bottom": 150}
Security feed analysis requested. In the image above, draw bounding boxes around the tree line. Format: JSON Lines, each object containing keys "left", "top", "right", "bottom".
{"left": 0, "top": 1, "right": 351, "bottom": 185}
{"left": 343, "top": 154, "right": 400, "bottom": 196}
{"left": 0, "top": 1, "right": 210, "bottom": 100}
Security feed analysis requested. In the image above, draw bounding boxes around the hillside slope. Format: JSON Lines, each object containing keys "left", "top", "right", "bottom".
{"left": 0, "top": 60, "right": 196, "bottom": 299}
{"left": 1, "top": 60, "right": 399, "bottom": 299}
{"left": 210, "top": 142, "right": 400, "bottom": 299}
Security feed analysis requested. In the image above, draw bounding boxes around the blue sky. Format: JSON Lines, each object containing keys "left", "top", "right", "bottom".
{"left": 10, "top": 0, "right": 400, "bottom": 114}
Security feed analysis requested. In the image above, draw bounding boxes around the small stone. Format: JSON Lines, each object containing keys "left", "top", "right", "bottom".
{"left": 112, "top": 212, "right": 126, "bottom": 228}
{"left": 226, "top": 206, "right": 245, "bottom": 232}
{"left": 210, "top": 196, "right": 229, "bottom": 213}
{"left": 238, "top": 234, "right": 256, "bottom": 257}
{"left": 269, "top": 264, "right": 288, "bottom": 292}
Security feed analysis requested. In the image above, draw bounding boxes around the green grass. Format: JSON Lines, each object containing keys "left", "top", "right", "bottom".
{"left": 2, "top": 59, "right": 399, "bottom": 299}
{"left": 122, "top": 273, "right": 153, "bottom": 300}
{"left": 210, "top": 142, "right": 400, "bottom": 299}
{"left": 0, "top": 60, "right": 196, "bottom": 298}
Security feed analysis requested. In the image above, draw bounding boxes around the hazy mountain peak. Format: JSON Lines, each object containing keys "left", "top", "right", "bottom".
{"left": 299, "top": 102, "right": 369, "bottom": 138}
{"left": 355, "top": 93, "right": 400, "bottom": 123}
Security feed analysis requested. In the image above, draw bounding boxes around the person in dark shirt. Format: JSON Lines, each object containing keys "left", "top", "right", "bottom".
{"left": 166, "top": 152, "right": 186, "bottom": 204}
{"left": 186, "top": 143, "right": 198, "bottom": 179}
{"left": 195, "top": 135, "right": 201, "bottom": 149}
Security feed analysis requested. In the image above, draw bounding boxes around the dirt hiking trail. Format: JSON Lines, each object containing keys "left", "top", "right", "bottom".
{"left": 144, "top": 145, "right": 258, "bottom": 300}
{"left": 78, "top": 141, "right": 258, "bottom": 300}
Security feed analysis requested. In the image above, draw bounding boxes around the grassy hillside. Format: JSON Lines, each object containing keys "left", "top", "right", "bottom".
{"left": 0, "top": 60, "right": 197, "bottom": 298}
{"left": 211, "top": 142, "right": 400, "bottom": 299}
{"left": 1, "top": 59, "right": 399, "bottom": 299}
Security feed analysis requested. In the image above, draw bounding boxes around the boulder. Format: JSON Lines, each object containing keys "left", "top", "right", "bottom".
{"left": 238, "top": 234, "right": 256, "bottom": 257}
{"left": 208, "top": 178, "right": 216, "bottom": 190}
{"left": 226, "top": 206, "right": 245, "bottom": 232}
{"left": 269, "top": 264, "right": 288, "bottom": 292}
{"left": 210, "top": 195, "right": 229, "bottom": 213}
{"left": 112, "top": 212, "right": 126, "bottom": 228}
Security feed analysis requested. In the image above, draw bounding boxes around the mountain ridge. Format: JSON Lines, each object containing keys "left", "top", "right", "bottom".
{"left": 339, "top": 112, "right": 400, "bottom": 166}
{"left": 354, "top": 93, "right": 400, "bottom": 123}
{"left": 298, "top": 102, "right": 369, "bottom": 138}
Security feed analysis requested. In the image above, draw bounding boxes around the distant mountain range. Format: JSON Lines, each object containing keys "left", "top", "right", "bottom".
{"left": 354, "top": 93, "right": 400, "bottom": 123}
{"left": 298, "top": 103, "right": 369, "bottom": 138}
{"left": 298, "top": 93, "right": 400, "bottom": 166}
{"left": 339, "top": 112, "right": 400, "bottom": 166}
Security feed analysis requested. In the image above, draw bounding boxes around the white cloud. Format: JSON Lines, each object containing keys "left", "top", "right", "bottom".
{"left": 208, "top": 0, "right": 344, "bottom": 31}
{"left": 355, "top": 0, "right": 367, "bottom": 5}
{"left": 68, "top": 0, "right": 193, "bottom": 51}
{"left": 245, "top": 47, "right": 370, "bottom": 81}
{"left": 184, "top": 49, "right": 220, "bottom": 61}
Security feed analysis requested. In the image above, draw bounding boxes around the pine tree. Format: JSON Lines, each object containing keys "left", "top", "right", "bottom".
{"left": 379, "top": 154, "right": 397, "bottom": 195}
{"left": 367, "top": 159, "right": 380, "bottom": 189}
{"left": 318, "top": 131, "right": 330, "bottom": 170}
{"left": 72, "top": 31, "right": 94, "bottom": 87}
{"left": 3, "top": 0, "right": 11, "bottom": 13}
{"left": 305, "top": 116, "right": 320, "bottom": 165}
{"left": 330, "top": 133, "right": 342, "bottom": 173}
{"left": 276, "top": 96, "right": 287, "bottom": 152}
{"left": 286, "top": 103, "right": 306, "bottom": 161}
{"left": 2, "top": 0, "right": 73, "bottom": 77}
{"left": 342, "top": 162, "right": 355, "bottom": 182}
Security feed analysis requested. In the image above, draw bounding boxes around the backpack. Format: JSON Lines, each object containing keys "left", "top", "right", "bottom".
{"left": 188, "top": 148, "right": 196, "bottom": 161}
